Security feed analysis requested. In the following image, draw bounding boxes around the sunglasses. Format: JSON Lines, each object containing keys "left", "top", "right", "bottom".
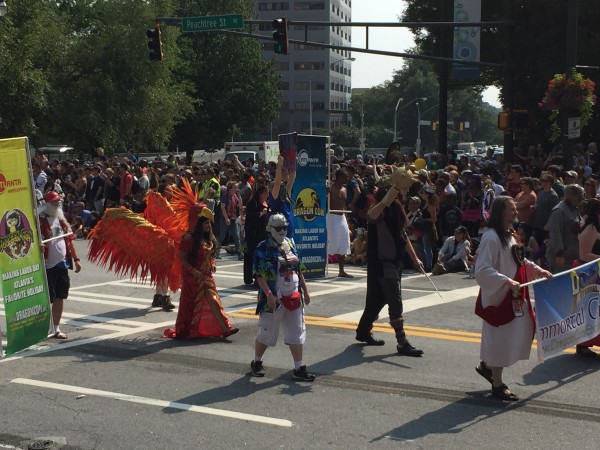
{"left": 273, "top": 226, "right": 288, "bottom": 232}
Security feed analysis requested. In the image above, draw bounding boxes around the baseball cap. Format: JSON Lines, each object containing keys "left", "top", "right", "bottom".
{"left": 44, "top": 191, "right": 61, "bottom": 203}
{"left": 564, "top": 170, "right": 578, "bottom": 178}
{"left": 455, "top": 225, "right": 468, "bottom": 234}
{"left": 418, "top": 169, "right": 429, "bottom": 178}
{"left": 409, "top": 196, "right": 421, "bottom": 204}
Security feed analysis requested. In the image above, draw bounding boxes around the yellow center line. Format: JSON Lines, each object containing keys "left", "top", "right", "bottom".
{"left": 229, "top": 309, "right": 577, "bottom": 353}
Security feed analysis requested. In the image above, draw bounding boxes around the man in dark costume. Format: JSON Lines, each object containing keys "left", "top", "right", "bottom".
{"left": 355, "top": 166, "right": 426, "bottom": 357}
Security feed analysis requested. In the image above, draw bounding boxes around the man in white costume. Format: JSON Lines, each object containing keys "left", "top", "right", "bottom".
{"left": 474, "top": 196, "right": 552, "bottom": 401}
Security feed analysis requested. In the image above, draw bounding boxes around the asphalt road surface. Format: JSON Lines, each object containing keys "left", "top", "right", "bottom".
{"left": 1, "top": 240, "right": 599, "bottom": 449}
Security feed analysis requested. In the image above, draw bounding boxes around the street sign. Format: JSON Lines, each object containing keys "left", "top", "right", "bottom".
{"left": 182, "top": 14, "right": 244, "bottom": 33}
{"left": 568, "top": 117, "right": 581, "bottom": 138}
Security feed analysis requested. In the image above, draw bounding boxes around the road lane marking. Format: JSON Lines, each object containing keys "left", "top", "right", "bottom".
{"left": 229, "top": 309, "right": 576, "bottom": 353}
{"left": 10, "top": 378, "right": 292, "bottom": 428}
{"left": 330, "top": 285, "right": 479, "bottom": 321}
{"left": 0, "top": 304, "right": 255, "bottom": 363}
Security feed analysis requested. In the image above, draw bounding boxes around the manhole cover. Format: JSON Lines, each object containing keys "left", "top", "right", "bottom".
{"left": 28, "top": 440, "right": 53, "bottom": 450}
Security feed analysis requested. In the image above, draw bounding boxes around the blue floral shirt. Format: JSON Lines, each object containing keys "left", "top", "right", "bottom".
{"left": 253, "top": 236, "right": 304, "bottom": 313}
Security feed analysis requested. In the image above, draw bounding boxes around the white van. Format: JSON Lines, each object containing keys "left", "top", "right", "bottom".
{"left": 457, "top": 142, "right": 476, "bottom": 155}
{"left": 224, "top": 141, "right": 279, "bottom": 164}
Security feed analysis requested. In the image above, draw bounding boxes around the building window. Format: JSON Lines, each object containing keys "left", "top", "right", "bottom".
{"left": 295, "top": 102, "right": 310, "bottom": 110}
{"left": 294, "top": 2, "right": 325, "bottom": 10}
{"left": 313, "top": 102, "right": 325, "bottom": 110}
{"left": 279, "top": 82, "right": 289, "bottom": 90}
{"left": 294, "top": 82, "right": 325, "bottom": 90}
{"left": 278, "top": 62, "right": 289, "bottom": 71}
{"left": 294, "top": 62, "right": 325, "bottom": 70}
{"left": 258, "top": 2, "right": 290, "bottom": 11}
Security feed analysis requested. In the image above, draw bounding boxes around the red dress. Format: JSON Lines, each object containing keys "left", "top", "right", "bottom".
{"left": 166, "top": 235, "right": 235, "bottom": 339}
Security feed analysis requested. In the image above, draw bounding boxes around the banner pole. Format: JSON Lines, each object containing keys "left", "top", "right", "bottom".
{"left": 41, "top": 232, "right": 74, "bottom": 244}
{"left": 519, "top": 257, "right": 600, "bottom": 288}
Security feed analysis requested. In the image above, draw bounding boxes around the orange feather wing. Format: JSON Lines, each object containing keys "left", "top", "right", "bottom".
{"left": 87, "top": 208, "right": 182, "bottom": 292}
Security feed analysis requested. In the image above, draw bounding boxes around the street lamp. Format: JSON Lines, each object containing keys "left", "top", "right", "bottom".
{"left": 393, "top": 97, "right": 404, "bottom": 142}
{"left": 330, "top": 57, "right": 356, "bottom": 72}
{"left": 0, "top": 2, "right": 7, "bottom": 17}
{"left": 394, "top": 97, "right": 427, "bottom": 144}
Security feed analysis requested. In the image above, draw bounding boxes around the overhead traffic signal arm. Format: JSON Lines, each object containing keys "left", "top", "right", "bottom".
{"left": 147, "top": 23, "right": 163, "bottom": 61}
{"left": 272, "top": 17, "right": 289, "bottom": 55}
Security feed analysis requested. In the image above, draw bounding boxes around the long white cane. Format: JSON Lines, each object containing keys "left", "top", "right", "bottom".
{"left": 41, "top": 232, "right": 74, "bottom": 244}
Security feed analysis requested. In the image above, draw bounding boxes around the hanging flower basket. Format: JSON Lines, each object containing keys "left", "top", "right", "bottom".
{"left": 538, "top": 69, "right": 596, "bottom": 141}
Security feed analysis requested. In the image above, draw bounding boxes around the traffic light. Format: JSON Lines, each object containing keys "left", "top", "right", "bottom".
{"left": 147, "top": 24, "right": 163, "bottom": 61}
{"left": 272, "top": 17, "right": 289, "bottom": 55}
{"left": 459, "top": 122, "right": 464, "bottom": 131}
{"left": 432, "top": 121, "right": 437, "bottom": 131}
{"left": 498, "top": 110, "right": 510, "bottom": 132}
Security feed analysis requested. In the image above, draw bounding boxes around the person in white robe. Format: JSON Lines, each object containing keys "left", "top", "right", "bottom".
{"left": 475, "top": 196, "right": 552, "bottom": 401}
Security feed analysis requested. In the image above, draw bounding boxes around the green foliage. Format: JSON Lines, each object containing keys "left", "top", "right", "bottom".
{"left": 351, "top": 56, "right": 502, "bottom": 150}
{"left": 0, "top": 0, "right": 281, "bottom": 155}
{"left": 402, "top": 0, "right": 600, "bottom": 144}
{"left": 172, "top": 0, "right": 281, "bottom": 151}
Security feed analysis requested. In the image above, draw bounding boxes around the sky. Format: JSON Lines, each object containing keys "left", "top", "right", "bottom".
{"left": 351, "top": 1, "right": 501, "bottom": 107}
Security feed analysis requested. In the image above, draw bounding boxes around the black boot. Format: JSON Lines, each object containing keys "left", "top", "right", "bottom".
{"left": 152, "top": 294, "right": 163, "bottom": 308}
{"left": 390, "top": 317, "right": 424, "bottom": 357}
{"left": 162, "top": 295, "right": 175, "bottom": 311}
{"left": 355, "top": 333, "right": 385, "bottom": 346}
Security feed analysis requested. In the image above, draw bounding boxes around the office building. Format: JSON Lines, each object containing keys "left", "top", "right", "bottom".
{"left": 255, "top": 1, "right": 353, "bottom": 136}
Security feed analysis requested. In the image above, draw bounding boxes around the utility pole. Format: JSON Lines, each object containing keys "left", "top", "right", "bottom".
{"left": 438, "top": 0, "right": 452, "bottom": 155}
{"left": 309, "top": 77, "right": 313, "bottom": 135}
{"left": 416, "top": 102, "right": 422, "bottom": 153}
{"left": 563, "top": 0, "right": 579, "bottom": 170}
{"left": 503, "top": 0, "right": 515, "bottom": 163}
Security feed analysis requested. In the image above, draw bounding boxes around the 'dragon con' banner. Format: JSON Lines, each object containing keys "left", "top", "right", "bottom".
{"left": 0, "top": 137, "right": 51, "bottom": 356}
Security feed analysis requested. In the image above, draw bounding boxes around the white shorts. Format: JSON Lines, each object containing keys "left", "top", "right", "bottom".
{"left": 256, "top": 306, "right": 306, "bottom": 347}
{"left": 327, "top": 213, "right": 351, "bottom": 255}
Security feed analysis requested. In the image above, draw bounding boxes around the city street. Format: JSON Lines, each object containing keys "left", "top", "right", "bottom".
{"left": 1, "top": 240, "right": 599, "bottom": 449}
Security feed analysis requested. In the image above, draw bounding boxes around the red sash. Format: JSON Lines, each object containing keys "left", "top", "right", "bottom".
{"left": 475, "top": 263, "right": 535, "bottom": 327}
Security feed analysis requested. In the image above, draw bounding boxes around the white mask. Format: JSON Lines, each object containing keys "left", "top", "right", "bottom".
{"left": 267, "top": 213, "right": 288, "bottom": 245}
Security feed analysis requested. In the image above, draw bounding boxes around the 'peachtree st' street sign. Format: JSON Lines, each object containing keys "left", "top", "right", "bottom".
{"left": 181, "top": 14, "right": 244, "bottom": 33}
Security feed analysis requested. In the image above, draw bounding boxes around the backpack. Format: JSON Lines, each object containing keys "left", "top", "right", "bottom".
{"left": 131, "top": 177, "right": 141, "bottom": 195}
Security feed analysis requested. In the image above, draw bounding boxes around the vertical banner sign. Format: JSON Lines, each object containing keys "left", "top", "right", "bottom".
{"left": 0, "top": 137, "right": 51, "bottom": 356}
{"left": 533, "top": 260, "right": 600, "bottom": 361}
{"left": 452, "top": 0, "right": 481, "bottom": 80}
{"left": 292, "top": 135, "right": 327, "bottom": 279}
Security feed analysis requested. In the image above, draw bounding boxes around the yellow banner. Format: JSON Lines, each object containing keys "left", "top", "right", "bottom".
{"left": 0, "top": 137, "right": 51, "bottom": 356}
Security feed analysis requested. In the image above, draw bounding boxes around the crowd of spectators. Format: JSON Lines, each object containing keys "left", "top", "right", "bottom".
{"left": 31, "top": 140, "right": 600, "bottom": 279}
{"left": 330, "top": 141, "right": 600, "bottom": 278}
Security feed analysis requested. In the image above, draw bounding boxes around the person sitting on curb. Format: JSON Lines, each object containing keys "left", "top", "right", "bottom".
{"left": 432, "top": 226, "right": 471, "bottom": 275}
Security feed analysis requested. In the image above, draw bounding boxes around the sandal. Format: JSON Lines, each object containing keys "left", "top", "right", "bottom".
{"left": 491, "top": 384, "right": 519, "bottom": 401}
{"left": 475, "top": 360, "right": 493, "bottom": 384}
{"left": 52, "top": 331, "right": 68, "bottom": 340}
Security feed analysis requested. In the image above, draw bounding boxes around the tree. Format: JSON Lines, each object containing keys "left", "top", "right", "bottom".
{"left": 0, "top": 0, "right": 67, "bottom": 142}
{"left": 402, "top": 0, "right": 600, "bottom": 144}
{"left": 172, "top": 0, "right": 281, "bottom": 151}
{"left": 350, "top": 55, "right": 502, "bottom": 150}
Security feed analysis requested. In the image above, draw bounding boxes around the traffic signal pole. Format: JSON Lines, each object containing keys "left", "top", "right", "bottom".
{"left": 503, "top": 0, "right": 515, "bottom": 164}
